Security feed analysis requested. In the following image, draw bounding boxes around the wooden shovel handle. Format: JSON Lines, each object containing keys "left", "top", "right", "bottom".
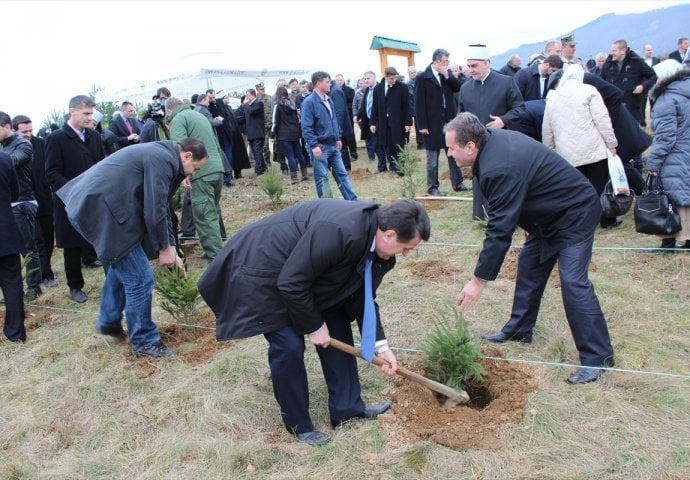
{"left": 328, "top": 338, "right": 469, "bottom": 404}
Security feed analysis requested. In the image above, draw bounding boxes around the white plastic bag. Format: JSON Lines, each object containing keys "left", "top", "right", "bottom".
{"left": 607, "top": 151, "right": 630, "bottom": 195}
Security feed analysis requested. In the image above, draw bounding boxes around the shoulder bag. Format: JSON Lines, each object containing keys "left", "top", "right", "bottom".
{"left": 633, "top": 175, "right": 682, "bottom": 235}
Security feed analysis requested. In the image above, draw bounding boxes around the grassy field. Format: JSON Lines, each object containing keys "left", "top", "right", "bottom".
{"left": 1, "top": 148, "right": 689, "bottom": 480}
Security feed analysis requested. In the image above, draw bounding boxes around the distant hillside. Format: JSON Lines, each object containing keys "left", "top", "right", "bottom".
{"left": 491, "top": 3, "right": 690, "bottom": 67}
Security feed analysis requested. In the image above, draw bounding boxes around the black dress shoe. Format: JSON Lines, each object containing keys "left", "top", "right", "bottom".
{"left": 428, "top": 188, "right": 447, "bottom": 197}
{"left": 453, "top": 183, "right": 471, "bottom": 192}
{"left": 96, "top": 324, "right": 128, "bottom": 340}
{"left": 567, "top": 367, "right": 604, "bottom": 384}
{"left": 70, "top": 288, "right": 88, "bottom": 303}
{"left": 331, "top": 401, "right": 391, "bottom": 428}
{"left": 479, "top": 331, "right": 532, "bottom": 343}
{"left": 362, "top": 401, "right": 391, "bottom": 418}
{"left": 84, "top": 259, "right": 103, "bottom": 269}
{"left": 295, "top": 430, "right": 332, "bottom": 446}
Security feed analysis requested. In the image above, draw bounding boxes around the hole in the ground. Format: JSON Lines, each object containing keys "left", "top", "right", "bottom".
{"left": 432, "top": 381, "right": 493, "bottom": 410}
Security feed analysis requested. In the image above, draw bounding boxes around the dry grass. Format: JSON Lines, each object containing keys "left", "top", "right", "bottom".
{"left": 1, "top": 146, "right": 689, "bottom": 479}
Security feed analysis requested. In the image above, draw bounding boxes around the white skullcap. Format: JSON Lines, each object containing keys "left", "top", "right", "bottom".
{"left": 467, "top": 44, "right": 489, "bottom": 60}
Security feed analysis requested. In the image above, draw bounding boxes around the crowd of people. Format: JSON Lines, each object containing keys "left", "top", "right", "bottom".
{"left": 0, "top": 33, "right": 688, "bottom": 446}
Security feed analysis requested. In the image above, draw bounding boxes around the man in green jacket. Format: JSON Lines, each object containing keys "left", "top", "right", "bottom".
{"left": 166, "top": 97, "right": 225, "bottom": 260}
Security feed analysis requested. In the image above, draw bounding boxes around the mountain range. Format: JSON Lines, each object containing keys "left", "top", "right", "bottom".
{"left": 491, "top": 3, "right": 690, "bottom": 67}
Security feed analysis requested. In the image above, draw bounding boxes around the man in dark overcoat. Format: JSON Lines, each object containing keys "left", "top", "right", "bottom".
{"left": 370, "top": 67, "right": 412, "bottom": 175}
{"left": 57, "top": 139, "right": 208, "bottom": 359}
{"left": 45, "top": 95, "right": 105, "bottom": 303}
{"left": 601, "top": 40, "right": 657, "bottom": 172}
{"left": 198, "top": 199, "right": 430, "bottom": 446}
{"left": 414, "top": 48, "right": 466, "bottom": 196}
{"left": 445, "top": 113, "right": 614, "bottom": 385}
{"left": 13, "top": 115, "right": 56, "bottom": 287}
{"left": 0, "top": 152, "right": 26, "bottom": 342}
{"left": 601, "top": 40, "right": 657, "bottom": 125}
{"left": 458, "top": 44, "right": 525, "bottom": 221}
{"left": 242, "top": 88, "right": 266, "bottom": 177}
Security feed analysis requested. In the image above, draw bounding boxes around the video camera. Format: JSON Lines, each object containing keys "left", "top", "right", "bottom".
{"left": 147, "top": 95, "right": 166, "bottom": 120}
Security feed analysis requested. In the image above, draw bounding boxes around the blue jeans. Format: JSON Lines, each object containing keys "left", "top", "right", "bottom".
{"left": 279, "top": 140, "right": 307, "bottom": 173}
{"left": 310, "top": 144, "right": 357, "bottom": 200}
{"left": 97, "top": 245, "right": 161, "bottom": 349}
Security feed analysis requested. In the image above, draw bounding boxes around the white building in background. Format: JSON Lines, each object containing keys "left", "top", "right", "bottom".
{"left": 96, "top": 52, "right": 311, "bottom": 106}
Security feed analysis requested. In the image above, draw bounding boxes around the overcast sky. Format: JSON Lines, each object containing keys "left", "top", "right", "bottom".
{"left": 2, "top": 0, "right": 688, "bottom": 127}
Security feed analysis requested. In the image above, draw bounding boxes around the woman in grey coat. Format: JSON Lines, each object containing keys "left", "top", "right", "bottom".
{"left": 647, "top": 63, "right": 690, "bottom": 250}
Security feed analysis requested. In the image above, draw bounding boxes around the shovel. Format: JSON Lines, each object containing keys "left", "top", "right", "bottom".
{"left": 329, "top": 338, "right": 470, "bottom": 407}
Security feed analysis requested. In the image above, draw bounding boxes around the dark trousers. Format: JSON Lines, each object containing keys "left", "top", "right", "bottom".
{"left": 340, "top": 139, "right": 352, "bottom": 171}
{"left": 500, "top": 233, "right": 614, "bottom": 367}
{"left": 264, "top": 309, "right": 365, "bottom": 435}
{"left": 369, "top": 130, "right": 386, "bottom": 172}
{"left": 220, "top": 144, "right": 234, "bottom": 183}
{"left": 250, "top": 138, "right": 266, "bottom": 175}
{"left": 382, "top": 126, "right": 405, "bottom": 173}
{"left": 0, "top": 253, "right": 26, "bottom": 341}
{"left": 576, "top": 159, "right": 616, "bottom": 228}
{"left": 427, "top": 148, "right": 463, "bottom": 193}
{"left": 344, "top": 133, "right": 358, "bottom": 160}
{"left": 272, "top": 141, "right": 288, "bottom": 173}
{"left": 63, "top": 247, "right": 85, "bottom": 290}
{"left": 181, "top": 189, "right": 195, "bottom": 239}
{"left": 35, "top": 214, "right": 55, "bottom": 281}
{"left": 12, "top": 202, "right": 42, "bottom": 293}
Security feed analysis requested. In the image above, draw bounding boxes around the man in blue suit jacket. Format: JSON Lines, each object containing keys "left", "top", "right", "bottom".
{"left": 108, "top": 101, "right": 141, "bottom": 148}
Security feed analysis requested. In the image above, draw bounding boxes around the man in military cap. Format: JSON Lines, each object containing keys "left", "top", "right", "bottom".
{"left": 561, "top": 34, "right": 582, "bottom": 65}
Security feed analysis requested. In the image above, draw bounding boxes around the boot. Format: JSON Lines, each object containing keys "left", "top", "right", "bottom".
{"left": 290, "top": 172, "right": 298, "bottom": 185}
{"left": 660, "top": 238, "right": 676, "bottom": 250}
{"left": 301, "top": 167, "right": 309, "bottom": 181}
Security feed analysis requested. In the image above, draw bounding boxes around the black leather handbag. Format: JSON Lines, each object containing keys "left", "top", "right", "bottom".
{"left": 633, "top": 175, "right": 682, "bottom": 235}
{"left": 600, "top": 180, "right": 634, "bottom": 218}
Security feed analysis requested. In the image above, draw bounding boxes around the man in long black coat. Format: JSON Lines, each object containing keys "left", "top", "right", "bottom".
{"left": 458, "top": 44, "right": 525, "bottom": 220}
{"left": 198, "top": 199, "right": 430, "bottom": 446}
{"left": 0, "top": 152, "right": 26, "bottom": 342}
{"left": 370, "top": 67, "right": 412, "bottom": 175}
{"left": 601, "top": 40, "right": 657, "bottom": 124}
{"left": 13, "top": 115, "right": 57, "bottom": 287}
{"left": 445, "top": 113, "right": 614, "bottom": 385}
{"left": 415, "top": 48, "right": 467, "bottom": 196}
{"left": 45, "top": 95, "right": 105, "bottom": 303}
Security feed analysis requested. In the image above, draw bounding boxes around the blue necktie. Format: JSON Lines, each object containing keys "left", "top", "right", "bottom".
{"left": 366, "top": 88, "right": 373, "bottom": 119}
{"left": 361, "top": 253, "right": 376, "bottom": 362}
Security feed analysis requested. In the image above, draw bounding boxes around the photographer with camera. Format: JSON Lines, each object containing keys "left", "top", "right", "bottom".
{"left": 140, "top": 95, "right": 170, "bottom": 143}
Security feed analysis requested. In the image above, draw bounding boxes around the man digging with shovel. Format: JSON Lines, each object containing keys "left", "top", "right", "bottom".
{"left": 198, "top": 199, "right": 430, "bottom": 446}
